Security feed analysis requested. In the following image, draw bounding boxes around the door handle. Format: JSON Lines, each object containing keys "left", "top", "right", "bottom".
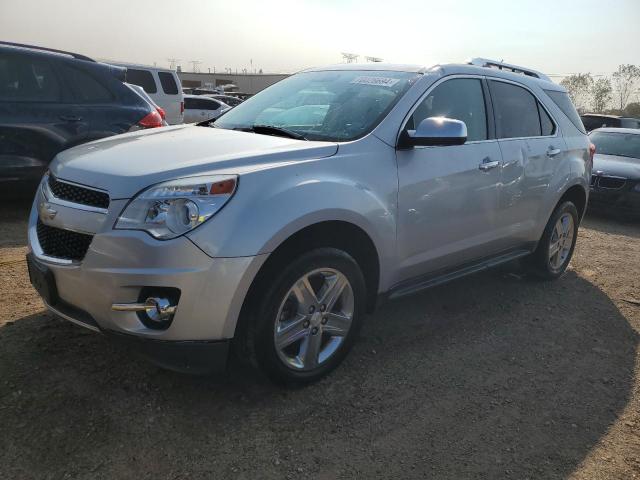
{"left": 59, "top": 115, "right": 82, "bottom": 122}
{"left": 478, "top": 158, "right": 500, "bottom": 171}
{"left": 547, "top": 147, "right": 561, "bottom": 157}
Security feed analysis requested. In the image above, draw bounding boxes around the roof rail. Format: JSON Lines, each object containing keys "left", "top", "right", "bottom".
{"left": 467, "top": 58, "right": 551, "bottom": 82}
{"left": 0, "top": 41, "right": 95, "bottom": 62}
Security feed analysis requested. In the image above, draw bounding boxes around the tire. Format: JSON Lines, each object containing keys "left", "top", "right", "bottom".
{"left": 237, "top": 248, "right": 366, "bottom": 385}
{"left": 527, "top": 201, "right": 579, "bottom": 280}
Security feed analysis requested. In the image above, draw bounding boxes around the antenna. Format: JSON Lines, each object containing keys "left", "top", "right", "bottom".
{"left": 167, "top": 58, "right": 180, "bottom": 70}
{"left": 189, "top": 60, "right": 202, "bottom": 73}
{"left": 365, "top": 56, "right": 383, "bottom": 63}
{"left": 341, "top": 52, "right": 359, "bottom": 63}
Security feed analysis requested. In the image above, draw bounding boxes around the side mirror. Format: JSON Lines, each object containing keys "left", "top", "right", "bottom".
{"left": 398, "top": 117, "right": 467, "bottom": 149}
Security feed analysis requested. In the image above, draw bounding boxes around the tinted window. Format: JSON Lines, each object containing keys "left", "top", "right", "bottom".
{"left": 62, "top": 66, "right": 112, "bottom": 103}
{"left": 621, "top": 118, "right": 640, "bottom": 129}
{"left": 545, "top": 90, "right": 586, "bottom": 133}
{"left": 0, "top": 55, "right": 61, "bottom": 102}
{"left": 539, "top": 103, "right": 555, "bottom": 136}
{"left": 158, "top": 71, "right": 179, "bottom": 94}
{"left": 127, "top": 69, "right": 157, "bottom": 93}
{"left": 186, "top": 98, "right": 221, "bottom": 110}
{"left": 490, "top": 81, "right": 541, "bottom": 138}
{"left": 408, "top": 78, "right": 487, "bottom": 141}
{"left": 581, "top": 116, "right": 608, "bottom": 131}
{"left": 589, "top": 132, "right": 640, "bottom": 160}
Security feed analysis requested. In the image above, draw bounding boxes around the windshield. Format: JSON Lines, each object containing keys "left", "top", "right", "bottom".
{"left": 214, "top": 70, "right": 420, "bottom": 142}
{"left": 590, "top": 132, "right": 640, "bottom": 160}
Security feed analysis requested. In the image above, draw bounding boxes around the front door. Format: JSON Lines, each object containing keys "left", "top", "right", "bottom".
{"left": 396, "top": 77, "right": 503, "bottom": 283}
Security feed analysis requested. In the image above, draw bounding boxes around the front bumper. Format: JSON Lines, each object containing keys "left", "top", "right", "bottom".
{"left": 27, "top": 185, "right": 267, "bottom": 371}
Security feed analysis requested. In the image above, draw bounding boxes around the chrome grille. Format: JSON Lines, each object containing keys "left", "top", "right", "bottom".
{"left": 48, "top": 175, "right": 110, "bottom": 209}
{"left": 596, "top": 176, "right": 626, "bottom": 190}
{"left": 36, "top": 220, "right": 94, "bottom": 261}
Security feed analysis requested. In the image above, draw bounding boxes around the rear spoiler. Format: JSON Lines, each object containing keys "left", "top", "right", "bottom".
{"left": 108, "top": 65, "right": 127, "bottom": 83}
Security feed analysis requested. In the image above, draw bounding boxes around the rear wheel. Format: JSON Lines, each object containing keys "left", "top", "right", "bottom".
{"left": 527, "top": 201, "right": 579, "bottom": 279}
{"left": 239, "top": 248, "right": 366, "bottom": 385}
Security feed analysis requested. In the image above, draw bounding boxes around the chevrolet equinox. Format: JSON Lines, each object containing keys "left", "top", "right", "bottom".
{"left": 27, "top": 59, "right": 592, "bottom": 384}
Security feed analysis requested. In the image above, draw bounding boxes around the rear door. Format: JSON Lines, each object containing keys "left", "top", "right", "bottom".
{"left": 488, "top": 79, "right": 565, "bottom": 248}
{"left": 0, "top": 52, "right": 88, "bottom": 193}
{"left": 57, "top": 62, "right": 134, "bottom": 139}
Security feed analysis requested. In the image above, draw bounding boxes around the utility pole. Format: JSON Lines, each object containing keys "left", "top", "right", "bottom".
{"left": 189, "top": 60, "right": 202, "bottom": 73}
{"left": 167, "top": 58, "right": 180, "bottom": 70}
{"left": 341, "top": 52, "right": 359, "bottom": 63}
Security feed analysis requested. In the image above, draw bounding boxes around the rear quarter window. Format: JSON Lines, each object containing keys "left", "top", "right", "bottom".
{"left": 158, "top": 72, "right": 179, "bottom": 95}
{"left": 61, "top": 66, "right": 113, "bottom": 103}
{"left": 545, "top": 90, "right": 586, "bottom": 134}
{"left": 127, "top": 69, "right": 157, "bottom": 94}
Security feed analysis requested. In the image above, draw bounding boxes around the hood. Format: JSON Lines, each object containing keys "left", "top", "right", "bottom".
{"left": 51, "top": 125, "right": 338, "bottom": 199}
{"left": 592, "top": 154, "right": 640, "bottom": 180}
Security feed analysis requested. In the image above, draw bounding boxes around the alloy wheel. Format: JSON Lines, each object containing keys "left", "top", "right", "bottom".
{"left": 274, "top": 268, "right": 354, "bottom": 370}
{"left": 548, "top": 213, "right": 575, "bottom": 270}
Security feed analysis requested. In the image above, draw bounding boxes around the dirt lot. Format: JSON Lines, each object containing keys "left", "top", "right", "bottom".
{"left": 1, "top": 201, "right": 639, "bottom": 480}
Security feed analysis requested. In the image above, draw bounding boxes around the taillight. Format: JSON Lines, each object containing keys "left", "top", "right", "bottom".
{"left": 138, "top": 110, "right": 163, "bottom": 129}
{"left": 180, "top": 101, "right": 184, "bottom": 114}
{"left": 156, "top": 107, "right": 166, "bottom": 120}
{"left": 589, "top": 142, "right": 596, "bottom": 162}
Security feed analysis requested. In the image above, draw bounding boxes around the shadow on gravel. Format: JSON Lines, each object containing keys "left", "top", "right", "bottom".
{"left": 0, "top": 268, "right": 637, "bottom": 479}
{"left": 583, "top": 210, "right": 640, "bottom": 239}
{"left": 0, "top": 199, "right": 31, "bottom": 248}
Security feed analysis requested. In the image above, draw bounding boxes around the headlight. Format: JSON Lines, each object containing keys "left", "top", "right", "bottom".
{"left": 633, "top": 183, "right": 640, "bottom": 193}
{"left": 115, "top": 175, "right": 237, "bottom": 239}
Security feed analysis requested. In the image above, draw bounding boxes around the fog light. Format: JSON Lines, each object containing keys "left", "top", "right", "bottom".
{"left": 112, "top": 287, "right": 181, "bottom": 330}
{"left": 112, "top": 297, "right": 176, "bottom": 322}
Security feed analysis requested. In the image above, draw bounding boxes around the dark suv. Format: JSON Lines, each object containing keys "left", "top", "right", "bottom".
{"left": 581, "top": 114, "right": 640, "bottom": 132}
{"left": 0, "top": 42, "right": 163, "bottom": 196}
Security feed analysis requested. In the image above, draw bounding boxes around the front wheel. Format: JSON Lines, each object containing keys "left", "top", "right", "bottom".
{"left": 527, "top": 201, "right": 579, "bottom": 280}
{"left": 240, "top": 248, "right": 366, "bottom": 385}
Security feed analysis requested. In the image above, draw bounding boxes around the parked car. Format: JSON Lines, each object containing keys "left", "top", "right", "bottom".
{"left": 206, "top": 94, "right": 243, "bottom": 107}
{"left": 183, "top": 94, "right": 230, "bottom": 124}
{"left": 183, "top": 87, "right": 220, "bottom": 96}
{"left": 0, "top": 41, "right": 163, "bottom": 196}
{"left": 27, "top": 59, "right": 591, "bottom": 384}
{"left": 581, "top": 114, "right": 640, "bottom": 132}
{"left": 112, "top": 62, "right": 184, "bottom": 125}
{"left": 125, "top": 83, "right": 168, "bottom": 126}
{"left": 588, "top": 128, "right": 640, "bottom": 216}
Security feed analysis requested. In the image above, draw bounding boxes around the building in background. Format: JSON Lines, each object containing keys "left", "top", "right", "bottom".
{"left": 178, "top": 71, "right": 289, "bottom": 95}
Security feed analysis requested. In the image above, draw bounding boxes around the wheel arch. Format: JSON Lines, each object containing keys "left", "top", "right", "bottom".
{"left": 558, "top": 183, "right": 588, "bottom": 221}
{"left": 259, "top": 220, "right": 379, "bottom": 310}
{"left": 234, "top": 220, "right": 382, "bottom": 342}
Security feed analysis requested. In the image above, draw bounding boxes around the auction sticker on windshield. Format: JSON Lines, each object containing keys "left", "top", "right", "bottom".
{"left": 350, "top": 76, "right": 400, "bottom": 87}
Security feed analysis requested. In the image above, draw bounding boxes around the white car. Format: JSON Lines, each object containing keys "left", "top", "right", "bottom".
{"left": 183, "top": 95, "right": 231, "bottom": 124}
{"left": 112, "top": 63, "right": 184, "bottom": 125}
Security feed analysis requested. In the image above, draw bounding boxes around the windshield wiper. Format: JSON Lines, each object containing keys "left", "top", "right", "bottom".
{"left": 251, "top": 124, "right": 307, "bottom": 140}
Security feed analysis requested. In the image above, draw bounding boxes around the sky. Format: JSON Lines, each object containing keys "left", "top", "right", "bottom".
{"left": 1, "top": 0, "right": 639, "bottom": 77}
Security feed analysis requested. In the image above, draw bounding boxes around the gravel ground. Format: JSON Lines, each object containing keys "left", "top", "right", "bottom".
{"left": 1, "top": 201, "right": 639, "bottom": 479}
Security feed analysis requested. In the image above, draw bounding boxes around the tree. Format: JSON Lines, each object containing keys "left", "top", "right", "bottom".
{"left": 611, "top": 64, "right": 640, "bottom": 110}
{"left": 624, "top": 102, "right": 640, "bottom": 118}
{"left": 560, "top": 73, "right": 593, "bottom": 111}
{"left": 590, "top": 78, "right": 613, "bottom": 113}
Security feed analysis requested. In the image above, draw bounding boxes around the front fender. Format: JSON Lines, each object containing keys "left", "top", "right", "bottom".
{"left": 187, "top": 146, "right": 398, "bottom": 288}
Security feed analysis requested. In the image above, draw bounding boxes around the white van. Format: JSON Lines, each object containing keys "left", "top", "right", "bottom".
{"left": 112, "top": 63, "right": 184, "bottom": 125}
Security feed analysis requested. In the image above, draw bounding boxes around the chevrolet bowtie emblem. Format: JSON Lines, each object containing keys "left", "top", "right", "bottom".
{"left": 39, "top": 202, "right": 58, "bottom": 221}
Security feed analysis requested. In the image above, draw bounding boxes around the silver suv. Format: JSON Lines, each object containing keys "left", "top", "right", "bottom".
{"left": 27, "top": 58, "right": 592, "bottom": 384}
